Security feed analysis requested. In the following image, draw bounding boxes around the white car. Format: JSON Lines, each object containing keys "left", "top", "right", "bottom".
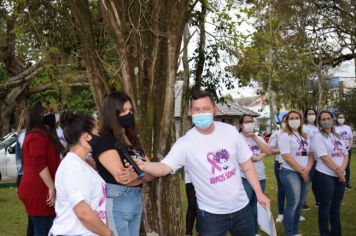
{"left": 0, "top": 132, "right": 18, "bottom": 180}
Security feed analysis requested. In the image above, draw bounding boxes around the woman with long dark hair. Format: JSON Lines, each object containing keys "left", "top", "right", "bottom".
{"left": 312, "top": 110, "right": 348, "bottom": 236}
{"left": 91, "top": 91, "right": 154, "bottom": 236}
{"left": 335, "top": 113, "right": 353, "bottom": 190}
{"left": 18, "top": 101, "right": 61, "bottom": 236}
{"left": 278, "top": 110, "right": 314, "bottom": 236}
{"left": 302, "top": 108, "right": 319, "bottom": 209}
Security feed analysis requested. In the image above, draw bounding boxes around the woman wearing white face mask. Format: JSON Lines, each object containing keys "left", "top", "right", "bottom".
{"left": 335, "top": 113, "right": 353, "bottom": 190}
{"left": 239, "top": 114, "right": 273, "bottom": 235}
{"left": 277, "top": 110, "right": 314, "bottom": 236}
{"left": 303, "top": 108, "right": 319, "bottom": 138}
{"left": 302, "top": 108, "right": 319, "bottom": 210}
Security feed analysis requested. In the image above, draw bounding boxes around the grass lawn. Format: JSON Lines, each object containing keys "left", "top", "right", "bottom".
{"left": 1, "top": 149, "right": 355, "bottom": 235}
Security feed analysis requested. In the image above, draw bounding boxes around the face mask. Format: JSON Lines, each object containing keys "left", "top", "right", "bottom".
{"left": 307, "top": 115, "right": 316, "bottom": 124}
{"left": 87, "top": 134, "right": 100, "bottom": 150}
{"left": 337, "top": 118, "right": 345, "bottom": 125}
{"left": 42, "top": 113, "right": 56, "bottom": 127}
{"left": 118, "top": 113, "right": 134, "bottom": 128}
{"left": 320, "top": 120, "right": 333, "bottom": 129}
{"left": 288, "top": 119, "right": 300, "bottom": 130}
{"left": 281, "top": 123, "right": 286, "bottom": 129}
{"left": 243, "top": 123, "right": 255, "bottom": 133}
{"left": 192, "top": 113, "right": 214, "bottom": 129}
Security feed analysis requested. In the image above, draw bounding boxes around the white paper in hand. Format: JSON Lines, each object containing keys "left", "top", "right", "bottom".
{"left": 257, "top": 203, "right": 277, "bottom": 236}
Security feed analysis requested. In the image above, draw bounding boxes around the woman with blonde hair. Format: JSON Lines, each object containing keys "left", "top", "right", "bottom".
{"left": 278, "top": 110, "right": 314, "bottom": 236}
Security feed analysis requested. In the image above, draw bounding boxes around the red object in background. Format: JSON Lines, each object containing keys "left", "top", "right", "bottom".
{"left": 263, "top": 133, "right": 272, "bottom": 143}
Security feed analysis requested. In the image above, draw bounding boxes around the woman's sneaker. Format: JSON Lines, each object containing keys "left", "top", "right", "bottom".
{"left": 276, "top": 214, "right": 283, "bottom": 223}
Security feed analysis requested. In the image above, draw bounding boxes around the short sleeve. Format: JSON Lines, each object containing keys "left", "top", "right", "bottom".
{"left": 161, "top": 138, "right": 187, "bottom": 174}
{"left": 27, "top": 133, "right": 48, "bottom": 173}
{"left": 278, "top": 133, "right": 291, "bottom": 155}
{"left": 348, "top": 126, "right": 353, "bottom": 139}
{"left": 257, "top": 135, "right": 267, "bottom": 144}
{"left": 268, "top": 132, "right": 278, "bottom": 147}
{"left": 311, "top": 134, "right": 328, "bottom": 158}
{"left": 60, "top": 160, "right": 90, "bottom": 208}
{"left": 235, "top": 132, "right": 253, "bottom": 163}
{"left": 92, "top": 133, "right": 117, "bottom": 160}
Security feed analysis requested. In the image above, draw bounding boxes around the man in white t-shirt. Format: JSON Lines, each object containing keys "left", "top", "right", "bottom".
{"left": 137, "top": 90, "right": 270, "bottom": 236}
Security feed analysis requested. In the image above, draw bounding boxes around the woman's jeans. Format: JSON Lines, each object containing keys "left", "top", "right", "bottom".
{"left": 197, "top": 204, "right": 254, "bottom": 236}
{"left": 274, "top": 161, "right": 285, "bottom": 214}
{"left": 185, "top": 183, "right": 198, "bottom": 235}
{"left": 313, "top": 170, "right": 345, "bottom": 236}
{"left": 106, "top": 183, "right": 143, "bottom": 236}
{"left": 279, "top": 168, "right": 308, "bottom": 236}
{"left": 242, "top": 177, "right": 266, "bottom": 234}
{"left": 30, "top": 216, "right": 54, "bottom": 236}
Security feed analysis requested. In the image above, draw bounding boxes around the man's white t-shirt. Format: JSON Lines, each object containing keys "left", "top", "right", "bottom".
{"left": 184, "top": 167, "right": 192, "bottom": 184}
{"left": 162, "top": 122, "right": 252, "bottom": 214}
{"left": 240, "top": 135, "right": 266, "bottom": 180}
{"left": 278, "top": 132, "right": 311, "bottom": 171}
{"left": 335, "top": 125, "right": 352, "bottom": 148}
{"left": 50, "top": 152, "right": 107, "bottom": 236}
{"left": 312, "top": 132, "right": 348, "bottom": 177}
{"left": 269, "top": 129, "right": 284, "bottom": 163}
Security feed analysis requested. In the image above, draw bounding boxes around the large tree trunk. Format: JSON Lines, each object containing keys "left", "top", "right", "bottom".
{"left": 180, "top": 24, "right": 192, "bottom": 136}
{"left": 99, "top": 1, "right": 192, "bottom": 235}
{"left": 69, "top": 0, "right": 110, "bottom": 114}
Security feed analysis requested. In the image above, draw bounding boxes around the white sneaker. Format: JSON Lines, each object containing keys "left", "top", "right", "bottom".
{"left": 276, "top": 214, "right": 283, "bottom": 223}
{"left": 294, "top": 234, "right": 302, "bottom": 236}
{"left": 299, "top": 216, "right": 305, "bottom": 221}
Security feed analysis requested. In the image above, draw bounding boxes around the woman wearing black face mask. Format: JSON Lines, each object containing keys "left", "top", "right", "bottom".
{"left": 49, "top": 112, "right": 113, "bottom": 236}
{"left": 18, "top": 101, "right": 61, "bottom": 236}
{"left": 91, "top": 91, "right": 155, "bottom": 236}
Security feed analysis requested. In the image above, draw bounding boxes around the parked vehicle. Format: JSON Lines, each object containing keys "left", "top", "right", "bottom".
{"left": 0, "top": 132, "right": 17, "bottom": 180}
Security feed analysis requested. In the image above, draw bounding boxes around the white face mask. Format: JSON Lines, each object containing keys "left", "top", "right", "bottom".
{"left": 243, "top": 122, "right": 255, "bottom": 133}
{"left": 338, "top": 118, "right": 345, "bottom": 125}
{"left": 289, "top": 119, "right": 300, "bottom": 130}
{"left": 307, "top": 115, "right": 316, "bottom": 124}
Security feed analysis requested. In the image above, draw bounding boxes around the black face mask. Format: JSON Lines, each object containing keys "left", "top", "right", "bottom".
{"left": 42, "top": 113, "right": 56, "bottom": 127}
{"left": 88, "top": 134, "right": 100, "bottom": 149}
{"left": 118, "top": 113, "right": 134, "bottom": 128}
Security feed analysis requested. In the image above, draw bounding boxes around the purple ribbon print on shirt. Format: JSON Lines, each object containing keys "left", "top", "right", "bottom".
{"left": 207, "top": 149, "right": 237, "bottom": 184}
{"left": 331, "top": 140, "right": 343, "bottom": 158}
{"left": 249, "top": 145, "right": 260, "bottom": 155}
{"left": 207, "top": 149, "right": 230, "bottom": 174}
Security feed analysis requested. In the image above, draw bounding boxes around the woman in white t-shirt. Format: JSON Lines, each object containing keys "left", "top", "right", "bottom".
{"left": 49, "top": 112, "right": 113, "bottom": 236}
{"left": 239, "top": 114, "right": 273, "bottom": 235}
{"left": 335, "top": 113, "right": 353, "bottom": 189}
{"left": 303, "top": 107, "right": 319, "bottom": 209}
{"left": 278, "top": 110, "right": 314, "bottom": 236}
{"left": 312, "top": 110, "right": 349, "bottom": 236}
{"left": 268, "top": 115, "right": 286, "bottom": 223}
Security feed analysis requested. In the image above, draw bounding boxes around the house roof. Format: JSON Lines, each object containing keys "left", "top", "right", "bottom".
{"left": 175, "top": 81, "right": 259, "bottom": 117}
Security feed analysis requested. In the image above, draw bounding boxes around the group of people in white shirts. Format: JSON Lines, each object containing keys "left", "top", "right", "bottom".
{"left": 180, "top": 97, "right": 352, "bottom": 236}
{"left": 18, "top": 90, "right": 353, "bottom": 236}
